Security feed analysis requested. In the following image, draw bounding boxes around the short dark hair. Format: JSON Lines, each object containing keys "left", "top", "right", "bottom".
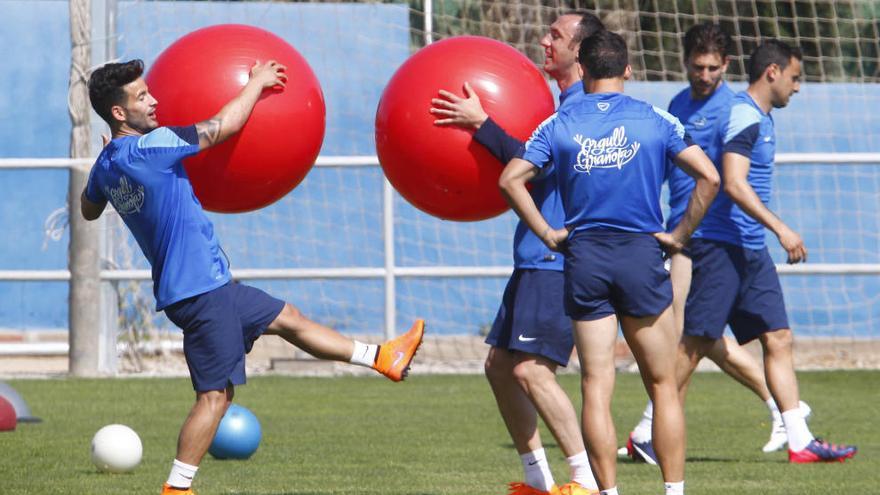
{"left": 683, "top": 22, "right": 732, "bottom": 60}
{"left": 578, "top": 30, "right": 628, "bottom": 79}
{"left": 88, "top": 59, "right": 145, "bottom": 126}
{"left": 747, "top": 39, "right": 803, "bottom": 83}
{"left": 563, "top": 10, "right": 605, "bottom": 44}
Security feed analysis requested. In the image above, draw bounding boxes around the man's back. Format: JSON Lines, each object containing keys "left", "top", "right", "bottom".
{"left": 522, "top": 92, "right": 690, "bottom": 234}
{"left": 85, "top": 126, "right": 231, "bottom": 309}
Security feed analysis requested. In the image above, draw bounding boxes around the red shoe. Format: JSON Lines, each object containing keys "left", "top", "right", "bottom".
{"left": 789, "top": 438, "right": 857, "bottom": 463}
{"left": 507, "top": 482, "right": 551, "bottom": 495}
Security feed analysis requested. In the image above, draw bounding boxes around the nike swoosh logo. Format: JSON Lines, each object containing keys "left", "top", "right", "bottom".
{"left": 391, "top": 351, "right": 405, "bottom": 367}
{"left": 518, "top": 334, "right": 537, "bottom": 342}
{"left": 528, "top": 460, "right": 539, "bottom": 466}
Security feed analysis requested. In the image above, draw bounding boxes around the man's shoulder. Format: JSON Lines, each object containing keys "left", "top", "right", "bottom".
{"left": 137, "top": 126, "right": 198, "bottom": 150}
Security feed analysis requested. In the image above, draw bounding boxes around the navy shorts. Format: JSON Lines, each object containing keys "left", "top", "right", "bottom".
{"left": 485, "top": 269, "right": 573, "bottom": 367}
{"left": 164, "top": 281, "right": 286, "bottom": 391}
{"left": 683, "top": 239, "right": 790, "bottom": 344}
{"left": 564, "top": 230, "right": 672, "bottom": 321}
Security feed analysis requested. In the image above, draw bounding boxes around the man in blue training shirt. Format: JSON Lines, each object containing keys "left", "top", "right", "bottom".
{"left": 81, "top": 59, "right": 425, "bottom": 495}
{"left": 500, "top": 30, "right": 720, "bottom": 495}
{"left": 681, "top": 39, "right": 857, "bottom": 464}
{"left": 624, "top": 23, "right": 810, "bottom": 464}
{"left": 431, "top": 12, "right": 602, "bottom": 495}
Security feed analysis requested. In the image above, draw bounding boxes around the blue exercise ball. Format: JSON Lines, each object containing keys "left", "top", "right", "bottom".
{"left": 209, "top": 404, "right": 262, "bottom": 460}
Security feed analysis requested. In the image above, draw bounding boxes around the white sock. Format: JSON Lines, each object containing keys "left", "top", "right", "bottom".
{"left": 521, "top": 448, "right": 554, "bottom": 491}
{"left": 632, "top": 399, "right": 653, "bottom": 442}
{"left": 782, "top": 408, "right": 814, "bottom": 451}
{"left": 600, "top": 487, "right": 619, "bottom": 495}
{"left": 349, "top": 341, "right": 378, "bottom": 367}
{"left": 665, "top": 480, "right": 684, "bottom": 495}
{"left": 166, "top": 459, "right": 198, "bottom": 489}
{"left": 567, "top": 451, "right": 598, "bottom": 490}
{"left": 766, "top": 398, "right": 782, "bottom": 424}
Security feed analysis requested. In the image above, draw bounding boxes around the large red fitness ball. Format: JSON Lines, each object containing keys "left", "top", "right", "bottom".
{"left": 375, "top": 36, "right": 554, "bottom": 221}
{"left": 145, "top": 24, "right": 325, "bottom": 213}
{"left": 0, "top": 397, "right": 15, "bottom": 432}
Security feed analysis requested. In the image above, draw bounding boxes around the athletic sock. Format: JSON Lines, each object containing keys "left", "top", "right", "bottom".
{"left": 665, "top": 480, "right": 685, "bottom": 495}
{"left": 166, "top": 459, "right": 198, "bottom": 489}
{"left": 600, "top": 487, "right": 619, "bottom": 495}
{"left": 632, "top": 399, "right": 653, "bottom": 443}
{"left": 521, "top": 448, "right": 554, "bottom": 491}
{"left": 567, "top": 451, "right": 598, "bottom": 490}
{"left": 350, "top": 341, "right": 378, "bottom": 367}
{"left": 782, "top": 408, "right": 814, "bottom": 452}
{"left": 767, "top": 397, "right": 783, "bottom": 424}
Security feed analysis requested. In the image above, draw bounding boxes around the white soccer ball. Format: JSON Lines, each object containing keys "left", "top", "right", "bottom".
{"left": 91, "top": 424, "right": 143, "bottom": 473}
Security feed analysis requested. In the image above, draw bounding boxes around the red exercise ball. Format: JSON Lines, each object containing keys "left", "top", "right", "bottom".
{"left": 0, "top": 397, "right": 16, "bottom": 432}
{"left": 375, "top": 36, "right": 555, "bottom": 221}
{"left": 145, "top": 24, "right": 325, "bottom": 213}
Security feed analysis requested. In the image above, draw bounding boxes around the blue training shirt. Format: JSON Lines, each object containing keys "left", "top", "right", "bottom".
{"left": 84, "top": 126, "right": 232, "bottom": 310}
{"left": 521, "top": 92, "right": 691, "bottom": 234}
{"left": 472, "top": 82, "right": 584, "bottom": 271}
{"left": 694, "top": 91, "right": 775, "bottom": 249}
{"left": 665, "top": 82, "right": 735, "bottom": 231}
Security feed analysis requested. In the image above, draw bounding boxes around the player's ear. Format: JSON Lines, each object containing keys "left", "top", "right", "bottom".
{"left": 765, "top": 63, "right": 781, "bottom": 83}
{"left": 623, "top": 65, "right": 633, "bottom": 81}
{"left": 110, "top": 105, "right": 127, "bottom": 124}
{"left": 720, "top": 56, "right": 730, "bottom": 73}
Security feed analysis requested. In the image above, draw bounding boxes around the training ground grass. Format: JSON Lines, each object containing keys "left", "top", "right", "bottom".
{"left": 0, "top": 371, "right": 875, "bottom": 494}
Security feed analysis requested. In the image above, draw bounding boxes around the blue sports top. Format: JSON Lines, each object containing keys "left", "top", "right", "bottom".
{"left": 521, "top": 92, "right": 691, "bottom": 234}
{"left": 665, "top": 82, "right": 735, "bottom": 231}
{"left": 472, "top": 82, "right": 584, "bottom": 271}
{"left": 694, "top": 91, "right": 775, "bottom": 249}
{"left": 85, "top": 126, "right": 232, "bottom": 310}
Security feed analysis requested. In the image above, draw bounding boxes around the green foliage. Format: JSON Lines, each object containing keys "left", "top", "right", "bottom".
{"left": 0, "top": 371, "right": 876, "bottom": 494}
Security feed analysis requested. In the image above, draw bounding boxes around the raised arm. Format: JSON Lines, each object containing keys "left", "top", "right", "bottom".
{"left": 499, "top": 158, "right": 568, "bottom": 251}
{"left": 723, "top": 152, "right": 806, "bottom": 263}
{"left": 194, "top": 60, "right": 287, "bottom": 150}
{"left": 656, "top": 145, "right": 720, "bottom": 253}
{"left": 431, "top": 82, "right": 523, "bottom": 164}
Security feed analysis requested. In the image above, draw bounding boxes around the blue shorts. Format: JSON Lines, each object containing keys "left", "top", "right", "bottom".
{"left": 683, "top": 239, "right": 790, "bottom": 344}
{"left": 564, "top": 230, "right": 672, "bottom": 321}
{"left": 164, "top": 282, "right": 286, "bottom": 391}
{"left": 485, "top": 268, "right": 573, "bottom": 367}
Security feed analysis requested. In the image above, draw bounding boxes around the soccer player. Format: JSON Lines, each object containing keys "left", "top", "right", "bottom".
{"left": 431, "top": 12, "right": 603, "bottom": 495}
{"left": 500, "top": 30, "right": 720, "bottom": 495}
{"left": 624, "top": 23, "right": 810, "bottom": 464}
{"left": 81, "top": 59, "right": 425, "bottom": 495}
{"left": 679, "top": 39, "right": 857, "bottom": 463}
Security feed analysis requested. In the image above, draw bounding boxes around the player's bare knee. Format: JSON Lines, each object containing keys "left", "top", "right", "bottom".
{"left": 484, "top": 348, "right": 513, "bottom": 382}
{"left": 761, "top": 328, "right": 793, "bottom": 355}
{"left": 196, "top": 389, "right": 229, "bottom": 416}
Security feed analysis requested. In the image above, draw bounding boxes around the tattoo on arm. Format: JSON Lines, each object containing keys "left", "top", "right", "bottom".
{"left": 196, "top": 119, "right": 222, "bottom": 146}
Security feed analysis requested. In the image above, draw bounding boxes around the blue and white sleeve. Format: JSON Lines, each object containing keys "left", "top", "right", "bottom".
{"left": 723, "top": 104, "right": 761, "bottom": 157}
{"left": 519, "top": 113, "right": 557, "bottom": 169}
{"left": 136, "top": 126, "right": 201, "bottom": 170}
{"left": 652, "top": 106, "right": 693, "bottom": 159}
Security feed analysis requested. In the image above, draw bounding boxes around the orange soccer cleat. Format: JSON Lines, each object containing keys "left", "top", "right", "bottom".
{"left": 507, "top": 481, "right": 552, "bottom": 495}
{"left": 374, "top": 319, "right": 425, "bottom": 381}
{"left": 551, "top": 482, "right": 599, "bottom": 495}
{"left": 161, "top": 483, "right": 196, "bottom": 495}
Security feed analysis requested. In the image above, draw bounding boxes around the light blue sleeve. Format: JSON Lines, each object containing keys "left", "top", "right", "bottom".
{"left": 723, "top": 104, "right": 762, "bottom": 144}
{"left": 136, "top": 126, "right": 200, "bottom": 171}
{"left": 520, "top": 113, "right": 557, "bottom": 169}
{"left": 652, "top": 106, "right": 691, "bottom": 158}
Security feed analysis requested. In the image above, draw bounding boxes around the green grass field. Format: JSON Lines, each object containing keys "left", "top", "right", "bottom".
{"left": 0, "top": 371, "right": 875, "bottom": 494}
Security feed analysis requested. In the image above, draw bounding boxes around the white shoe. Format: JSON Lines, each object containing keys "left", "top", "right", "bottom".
{"left": 762, "top": 400, "right": 812, "bottom": 453}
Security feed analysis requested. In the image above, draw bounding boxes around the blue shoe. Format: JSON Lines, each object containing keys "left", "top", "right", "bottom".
{"left": 627, "top": 433, "right": 658, "bottom": 466}
{"left": 789, "top": 438, "right": 857, "bottom": 463}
